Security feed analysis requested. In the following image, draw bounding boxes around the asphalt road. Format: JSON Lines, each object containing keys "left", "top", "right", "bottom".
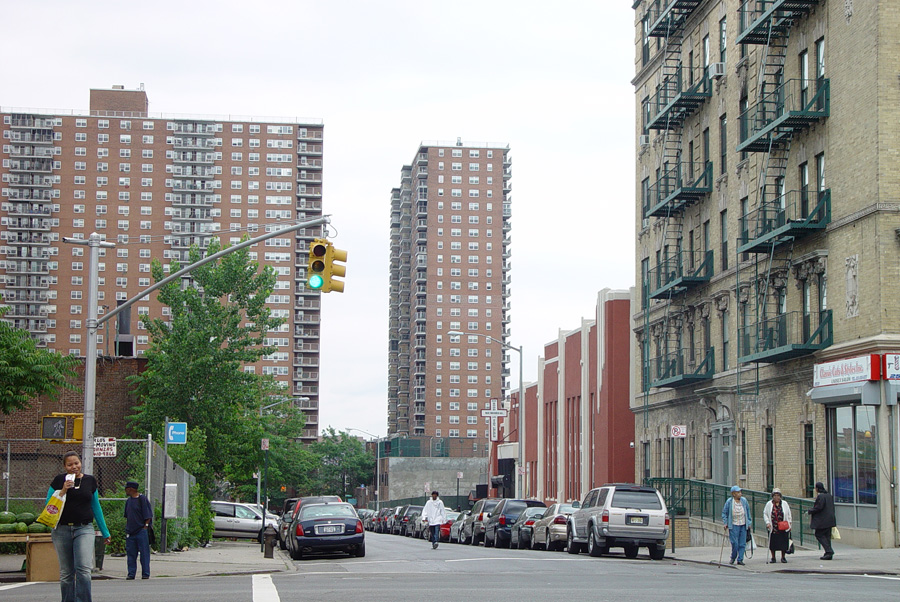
{"left": 3, "top": 532, "right": 898, "bottom": 601}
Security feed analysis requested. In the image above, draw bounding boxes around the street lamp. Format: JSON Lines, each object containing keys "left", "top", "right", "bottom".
{"left": 448, "top": 330, "right": 524, "bottom": 498}
{"left": 257, "top": 396, "right": 307, "bottom": 507}
{"left": 346, "top": 428, "right": 382, "bottom": 510}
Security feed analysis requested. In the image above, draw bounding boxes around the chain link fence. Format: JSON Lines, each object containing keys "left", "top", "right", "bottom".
{"left": 1, "top": 438, "right": 193, "bottom": 518}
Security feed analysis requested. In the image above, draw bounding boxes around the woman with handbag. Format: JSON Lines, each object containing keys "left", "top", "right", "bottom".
{"left": 47, "top": 451, "right": 110, "bottom": 602}
{"left": 763, "top": 488, "right": 792, "bottom": 563}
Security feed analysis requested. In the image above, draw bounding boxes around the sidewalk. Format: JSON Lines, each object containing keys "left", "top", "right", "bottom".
{"left": 0, "top": 541, "right": 292, "bottom": 582}
{"left": 669, "top": 541, "right": 900, "bottom": 575}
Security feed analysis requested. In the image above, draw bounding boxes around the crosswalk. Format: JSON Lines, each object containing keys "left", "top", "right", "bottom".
{"left": 252, "top": 574, "right": 280, "bottom": 602}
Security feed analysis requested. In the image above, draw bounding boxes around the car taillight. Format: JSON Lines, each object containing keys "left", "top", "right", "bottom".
{"left": 355, "top": 520, "right": 364, "bottom": 534}
{"left": 601, "top": 510, "right": 609, "bottom": 523}
{"left": 402, "top": 517, "right": 408, "bottom": 523}
{"left": 295, "top": 524, "right": 304, "bottom": 537}
{"left": 665, "top": 513, "right": 670, "bottom": 526}
{"left": 499, "top": 516, "right": 506, "bottom": 526}
{"left": 553, "top": 516, "right": 567, "bottom": 525}
{"left": 525, "top": 520, "right": 535, "bottom": 526}
{"left": 478, "top": 513, "right": 483, "bottom": 521}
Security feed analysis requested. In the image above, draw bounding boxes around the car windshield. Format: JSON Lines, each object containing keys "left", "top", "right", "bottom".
{"left": 611, "top": 491, "right": 662, "bottom": 510}
{"left": 523, "top": 507, "right": 544, "bottom": 518}
{"left": 300, "top": 504, "right": 357, "bottom": 520}
{"left": 558, "top": 504, "right": 576, "bottom": 514}
{"left": 483, "top": 499, "right": 501, "bottom": 512}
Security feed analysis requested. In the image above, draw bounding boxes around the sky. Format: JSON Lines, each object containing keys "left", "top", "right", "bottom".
{"left": 0, "top": 1, "right": 637, "bottom": 439}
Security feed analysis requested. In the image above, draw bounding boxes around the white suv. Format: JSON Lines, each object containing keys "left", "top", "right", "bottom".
{"left": 566, "top": 484, "right": 669, "bottom": 560}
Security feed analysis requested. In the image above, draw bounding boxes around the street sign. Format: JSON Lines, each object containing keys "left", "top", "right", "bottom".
{"left": 166, "top": 422, "right": 187, "bottom": 445}
{"left": 93, "top": 437, "right": 117, "bottom": 458}
{"left": 457, "top": 472, "right": 464, "bottom": 479}
{"left": 261, "top": 438, "right": 269, "bottom": 451}
{"left": 481, "top": 410, "right": 508, "bottom": 417}
{"left": 517, "top": 466, "right": 526, "bottom": 475}
{"left": 671, "top": 425, "right": 687, "bottom": 438}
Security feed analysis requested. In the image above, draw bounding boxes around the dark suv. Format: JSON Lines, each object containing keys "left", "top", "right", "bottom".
{"left": 393, "top": 504, "right": 423, "bottom": 536}
{"left": 567, "top": 483, "right": 668, "bottom": 560}
{"left": 484, "top": 498, "right": 547, "bottom": 548}
{"left": 461, "top": 498, "right": 502, "bottom": 545}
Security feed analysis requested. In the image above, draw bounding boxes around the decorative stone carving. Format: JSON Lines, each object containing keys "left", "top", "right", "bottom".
{"left": 713, "top": 291, "right": 730, "bottom": 314}
{"left": 845, "top": 0, "right": 853, "bottom": 23}
{"left": 846, "top": 254, "right": 859, "bottom": 317}
{"left": 738, "top": 284, "right": 750, "bottom": 304}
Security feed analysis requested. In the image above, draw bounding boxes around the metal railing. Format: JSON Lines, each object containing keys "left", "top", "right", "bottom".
{"left": 647, "top": 478, "right": 815, "bottom": 546}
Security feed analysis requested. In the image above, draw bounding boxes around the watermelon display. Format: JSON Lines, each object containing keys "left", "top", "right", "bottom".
{"left": 28, "top": 523, "right": 49, "bottom": 534}
{"left": 0, "top": 511, "right": 16, "bottom": 525}
{"left": 0, "top": 523, "right": 16, "bottom": 534}
{"left": 14, "top": 522, "right": 28, "bottom": 534}
{"left": 15, "top": 512, "right": 36, "bottom": 525}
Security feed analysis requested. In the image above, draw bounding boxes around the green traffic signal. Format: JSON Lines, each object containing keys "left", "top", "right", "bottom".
{"left": 308, "top": 273, "right": 324, "bottom": 289}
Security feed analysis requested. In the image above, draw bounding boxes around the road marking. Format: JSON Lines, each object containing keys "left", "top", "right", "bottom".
{"left": 860, "top": 575, "right": 900, "bottom": 581}
{"left": 0, "top": 583, "right": 37, "bottom": 591}
{"left": 252, "top": 574, "right": 280, "bottom": 602}
{"left": 446, "top": 556, "right": 590, "bottom": 563}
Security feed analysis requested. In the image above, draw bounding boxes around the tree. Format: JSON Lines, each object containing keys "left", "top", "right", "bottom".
{"left": 309, "top": 428, "right": 375, "bottom": 499}
{"left": 0, "top": 308, "right": 80, "bottom": 414}
{"left": 127, "top": 240, "right": 288, "bottom": 493}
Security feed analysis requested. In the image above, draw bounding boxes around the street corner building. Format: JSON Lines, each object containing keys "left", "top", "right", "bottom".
{"left": 631, "top": 1, "right": 900, "bottom": 547}
{"left": 1, "top": 85, "right": 325, "bottom": 441}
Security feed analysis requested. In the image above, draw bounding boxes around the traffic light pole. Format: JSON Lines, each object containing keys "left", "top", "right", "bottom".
{"left": 63, "top": 216, "right": 330, "bottom": 475}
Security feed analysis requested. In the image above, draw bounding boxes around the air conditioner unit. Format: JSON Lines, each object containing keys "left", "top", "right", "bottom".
{"left": 709, "top": 62, "right": 726, "bottom": 79}
{"left": 639, "top": 134, "right": 651, "bottom": 147}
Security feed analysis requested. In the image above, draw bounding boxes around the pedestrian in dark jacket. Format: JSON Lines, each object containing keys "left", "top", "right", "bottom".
{"left": 807, "top": 482, "right": 836, "bottom": 560}
{"left": 124, "top": 481, "right": 153, "bottom": 579}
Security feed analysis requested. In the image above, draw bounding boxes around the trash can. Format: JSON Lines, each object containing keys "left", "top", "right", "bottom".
{"left": 94, "top": 531, "right": 106, "bottom": 571}
{"left": 263, "top": 525, "right": 277, "bottom": 558}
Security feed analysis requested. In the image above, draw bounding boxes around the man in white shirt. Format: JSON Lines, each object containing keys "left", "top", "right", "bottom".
{"left": 422, "top": 491, "right": 447, "bottom": 550}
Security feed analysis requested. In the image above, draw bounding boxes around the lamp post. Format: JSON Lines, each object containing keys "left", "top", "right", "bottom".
{"left": 257, "top": 396, "right": 307, "bottom": 507}
{"left": 346, "top": 428, "right": 382, "bottom": 510}
{"left": 448, "top": 330, "right": 524, "bottom": 498}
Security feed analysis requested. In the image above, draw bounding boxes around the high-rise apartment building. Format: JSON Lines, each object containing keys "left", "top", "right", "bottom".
{"left": 632, "top": 2, "right": 900, "bottom": 547}
{"left": 388, "top": 141, "right": 512, "bottom": 446}
{"left": 1, "top": 86, "right": 325, "bottom": 442}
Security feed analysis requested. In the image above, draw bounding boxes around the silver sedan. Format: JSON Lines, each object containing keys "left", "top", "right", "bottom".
{"left": 530, "top": 502, "right": 578, "bottom": 551}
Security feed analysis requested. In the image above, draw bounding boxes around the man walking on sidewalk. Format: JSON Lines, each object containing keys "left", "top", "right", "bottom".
{"left": 808, "top": 482, "right": 836, "bottom": 560}
{"left": 422, "top": 491, "right": 447, "bottom": 550}
{"left": 124, "top": 481, "right": 153, "bottom": 579}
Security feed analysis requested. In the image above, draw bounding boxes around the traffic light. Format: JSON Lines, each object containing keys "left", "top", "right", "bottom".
{"left": 306, "top": 238, "right": 347, "bottom": 293}
{"left": 306, "top": 239, "right": 328, "bottom": 291}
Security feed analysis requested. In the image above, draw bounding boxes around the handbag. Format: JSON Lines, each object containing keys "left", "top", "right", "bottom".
{"left": 787, "top": 535, "right": 795, "bottom": 555}
{"left": 148, "top": 526, "right": 157, "bottom": 547}
{"left": 777, "top": 520, "right": 790, "bottom": 532}
{"left": 36, "top": 489, "right": 67, "bottom": 529}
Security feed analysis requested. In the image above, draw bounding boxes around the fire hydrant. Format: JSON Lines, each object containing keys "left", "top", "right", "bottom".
{"left": 263, "top": 525, "right": 277, "bottom": 558}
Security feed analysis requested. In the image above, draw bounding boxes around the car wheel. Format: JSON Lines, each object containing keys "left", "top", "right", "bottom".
{"left": 567, "top": 527, "right": 580, "bottom": 554}
{"left": 278, "top": 536, "right": 286, "bottom": 551}
{"left": 517, "top": 534, "right": 526, "bottom": 550}
{"left": 290, "top": 544, "right": 303, "bottom": 561}
{"left": 542, "top": 530, "right": 552, "bottom": 551}
{"left": 484, "top": 530, "right": 494, "bottom": 547}
{"left": 649, "top": 547, "right": 665, "bottom": 561}
{"left": 624, "top": 544, "right": 639, "bottom": 559}
{"left": 588, "top": 527, "right": 603, "bottom": 557}
{"left": 497, "top": 533, "right": 509, "bottom": 549}
{"left": 355, "top": 541, "right": 366, "bottom": 558}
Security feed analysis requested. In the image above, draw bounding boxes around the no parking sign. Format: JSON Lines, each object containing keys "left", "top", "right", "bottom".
{"left": 670, "top": 425, "right": 687, "bottom": 438}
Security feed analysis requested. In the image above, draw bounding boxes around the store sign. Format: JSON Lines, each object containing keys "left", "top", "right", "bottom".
{"left": 813, "top": 354, "right": 880, "bottom": 387}
{"left": 884, "top": 354, "right": 900, "bottom": 380}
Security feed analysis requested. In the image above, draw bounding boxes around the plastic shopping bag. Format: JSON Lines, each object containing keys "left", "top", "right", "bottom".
{"left": 36, "top": 490, "right": 66, "bottom": 529}
{"left": 831, "top": 526, "right": 841, "bottom": 540}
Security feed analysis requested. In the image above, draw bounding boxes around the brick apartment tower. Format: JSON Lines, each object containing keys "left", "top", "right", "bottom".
{"left": 1, "top": 86, "right": 325, "bottom": 442}
{"left": 388, "top": 140, "right": 512, "bottom": 449}
{"left": 632, "top": 2, "right": 900, "bottom": 547}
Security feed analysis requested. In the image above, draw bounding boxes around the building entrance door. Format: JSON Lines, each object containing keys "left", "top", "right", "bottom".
{"left": 711, "top": 421, "right": 734, "bottom": 486}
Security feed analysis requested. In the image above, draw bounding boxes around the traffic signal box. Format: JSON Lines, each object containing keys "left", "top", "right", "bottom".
{"left": 41, "top": 413, "right": 84, "bottom": 443}
{"left": 306, "top": 238, "right": 347, "bottom": 293}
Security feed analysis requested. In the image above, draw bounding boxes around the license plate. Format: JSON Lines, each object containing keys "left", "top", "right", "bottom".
{"left": 316, "top": 524, "right": 343, "bottom": 535}
{"left": 627, "top": 515, "right": 648, "bottom": 526}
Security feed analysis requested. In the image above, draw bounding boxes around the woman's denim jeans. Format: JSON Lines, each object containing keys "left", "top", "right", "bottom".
{"left": 52, "top": 523, "right": 95, "bottom": 602}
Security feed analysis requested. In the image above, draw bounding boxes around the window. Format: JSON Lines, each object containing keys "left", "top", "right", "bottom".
{"left": 719, "top": 114, "right": 727, "bottom": 175}
{"left": 764, "top": 426, "right": 774, "bottom": 492}
{"left": 804, "top": 424, "right": 815, "bottom": 497}
{"left": 721, "top": 309, "right": 729, "bottom": 371}
{"left": 719, "top": 17, "right": 727, "bottom": 65}
{"left": 720, "top": 209, "right": 728, "bottom": 271}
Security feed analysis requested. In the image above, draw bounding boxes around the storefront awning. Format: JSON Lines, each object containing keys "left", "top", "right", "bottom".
{"left": 810, "top": 380, "right": 882, "bottom": 405}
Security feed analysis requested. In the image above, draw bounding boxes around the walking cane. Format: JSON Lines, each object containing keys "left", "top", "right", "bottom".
{"left": 765, "top": 525, "right": 772, "bottom": 565}
{"left": 718, "top": 527, "right": 727, "bottom": 568}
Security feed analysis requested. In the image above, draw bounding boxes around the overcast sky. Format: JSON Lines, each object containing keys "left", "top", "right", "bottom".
{"left": 1, "top": 1, "right": 636, "bottom": 438}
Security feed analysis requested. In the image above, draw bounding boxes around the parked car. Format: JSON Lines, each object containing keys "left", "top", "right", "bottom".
{"left": 405, "top": 511, "right": 421, "bottom": 537}
{"left": 285, "top": 496, "right": 342, "bottom": 544}
{"left": 393, "top": 505, "right": 423, "bottom": 536}
{"left": 439, "top": 511, "right": 461, "bottom": 542}
{"left": 374, "top": 507, "right": 394, "bottom": 533}
{"left": 510, "top": 506, "right": 547, "bottom": 550}
{"left": 449, "top": 511, "right": 469, "bottom": 543}
{"left": 286, "top": 502, "right": 365, "bottom": 560}
{"left": 530, "top": 502, "right": 579, "bottom": 551}
{"left": 211, "top": 501, "right": 278, "bottom": 542}
{"left": 277, "top": 509, "right": 294, "bottom": 550}
{"left": 484, "top": 499, "right": 546, "bottom": 548}
{"left": 461, "top": 498, "right": 502, "bottom": 545}
{"left": 357, "top": 508, "right": 375, "bottom": 530}
{"left": 567, "top": 484, "right": 668, "bottom": 560}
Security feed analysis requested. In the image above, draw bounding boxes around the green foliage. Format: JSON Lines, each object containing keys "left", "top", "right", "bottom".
{"left": 127, "top": 239, "right": 286, "bottom": 494}
{"left": 0, "top": 307, "right": 80, "bottom": 415}
{"left": 188, "top": 485, "right": 214, "bottom": 545}
{"left": 307, "top": 428, "right": 376, "bottom": 499}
